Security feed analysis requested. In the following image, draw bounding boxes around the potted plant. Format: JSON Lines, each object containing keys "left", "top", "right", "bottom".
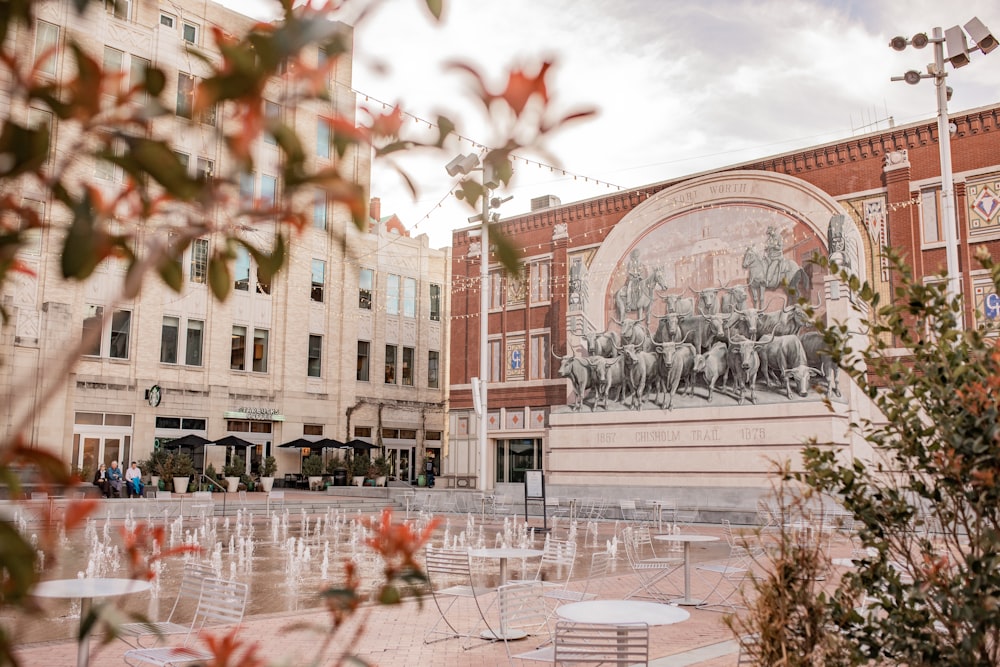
{"left": 170, "top": 452, "right": 196, "bottom": 494}
{"left": 350, "top": 454, "right": 369, "bottom": 487}
{"left": 301, "top": 454, "right": 324, "bottom": 491}
{"left": 142, "top": 449, "right": 169, "bottom": 490}
{"left": 259, "top": 455, "right": 277, "bottom": 492}
{"left": 372, "top": 455, "right": 390, "bottom": 487}
{"left": 223, "top": 454, "right": 245, "bottom": 493}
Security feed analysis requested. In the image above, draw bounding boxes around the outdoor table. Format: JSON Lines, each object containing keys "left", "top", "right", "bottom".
{"left": 556, "top": 599, "right": 689, "bottom": 661}
{"left": 653, "top": 533, "right": 719, "bottom": 605}
{"left": 469, "top": 547, "right": 544, "bottom": 640}
{"left": 32, "top": 577, "right": 151, "bottom": 667}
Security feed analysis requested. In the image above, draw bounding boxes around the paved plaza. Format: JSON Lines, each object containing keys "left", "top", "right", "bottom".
{"left": 9, "top": 490, "right": 852, "bottom": 666}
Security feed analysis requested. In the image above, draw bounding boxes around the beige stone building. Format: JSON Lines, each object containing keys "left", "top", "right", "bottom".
{"left": 0, "top": 0, "right": 449, "bottom": 483}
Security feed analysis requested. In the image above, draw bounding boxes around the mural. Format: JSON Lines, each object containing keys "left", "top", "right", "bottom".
{"left": 556, "top": 203, "right": 843, "bottom": 412}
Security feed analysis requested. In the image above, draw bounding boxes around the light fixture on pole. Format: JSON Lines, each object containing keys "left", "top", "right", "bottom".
{"left": 890, "top": 16, "right": 996, "bottom": 320}
{"left": 446, "top": 152, "right": 511, "bottom": 491}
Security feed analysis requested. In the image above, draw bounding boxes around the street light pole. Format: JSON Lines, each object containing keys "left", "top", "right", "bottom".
{"left": 931, "top": 26, "right": 961, "bottom": 303}
{"left": 477, "top": 177, "right": 490, "bottom": 492}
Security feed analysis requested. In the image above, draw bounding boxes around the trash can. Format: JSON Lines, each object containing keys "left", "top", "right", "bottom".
{"left": 333, "top": 468, "right": 348, "bottom": 486}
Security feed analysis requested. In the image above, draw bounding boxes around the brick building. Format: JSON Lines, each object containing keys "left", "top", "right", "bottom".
{"left": 448, "top": 102, "right": 1000, "bottom": 503}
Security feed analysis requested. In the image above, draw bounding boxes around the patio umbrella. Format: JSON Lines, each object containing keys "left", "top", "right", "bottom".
{"left": 344, "top": 439, "right": 378, "bottom": 452}
{"left": 210, "top": 435, "right": 255, "bottom": 449}
{"left": 315, "top": 437, "right": 347, "bottom": 450}
{"left": 162, "top": 434, "right": 212, "bottom": 449}
{"left": 278, "top": 437, "right": 319, "bottom": 450}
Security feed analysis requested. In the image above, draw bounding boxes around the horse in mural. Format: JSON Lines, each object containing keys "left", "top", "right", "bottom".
{"left": 742, "top": 247, "right": 811, "bottom": 309}
{"left": 613, "top": 266, "right": 668, "bottom": 324}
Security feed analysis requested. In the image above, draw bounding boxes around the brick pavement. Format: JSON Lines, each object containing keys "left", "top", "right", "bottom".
{"left": 13, "top": 503, "right": 851, "bottom": 666}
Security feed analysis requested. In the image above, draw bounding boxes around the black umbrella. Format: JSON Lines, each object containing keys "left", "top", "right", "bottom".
{"left": 210, "top": 435, "right": 255, "bottom": 449}
{"left": 278, "top": 437, "right": 319, "bottom": 449}
{"left": 162, "top": 434, "right": 212, "bottom": 449}
{"left": 344, "top": 439, "right": 378, "bottom": 452}
{"left": 316, "top": 437, "right": 347, "bottom": 450}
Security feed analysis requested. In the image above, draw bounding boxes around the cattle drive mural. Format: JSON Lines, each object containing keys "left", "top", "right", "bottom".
{"left": 557, "top": 203, "right": 841, "bottom": 412}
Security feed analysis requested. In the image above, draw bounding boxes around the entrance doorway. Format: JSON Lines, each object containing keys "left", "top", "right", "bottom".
{"left": 385, "top": 447, "right": 415, "bottom": 484}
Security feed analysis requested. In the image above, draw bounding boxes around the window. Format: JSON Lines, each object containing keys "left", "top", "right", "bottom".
{"left": 263, "top": 100, "right": 279, "bottom": 145}
{"left": 160, "top": 316, "right": 179, "bottom": 363}
{"left": 489, "top": 339, "right": 501, "bottom": 381}
{"left": 354, "top": 426, "right": 372, "bottom": 438}
{"left": 496, "top": 439, "right": 541, "bottom": 484}
{"left": 234, "top": 247, "right": 250, "bottom": 291}
{"left": 490, "top": 269, "right": 503, "bottom": 309}
{"left": 82, "top": 305, "right": 103, "bottom": 356}
{"left": 530, "top": 260, "right": 551, "bottom": 302}
{"left": 921, "top": 187, "right": 944, "bottom": 244}
{"left": 190, "top": 238, "right": 208, "bottom": 283}
{"left": 34, "top": 21, "right": 59, "bottom": 76}
{"left": 159, "top": 13, "right": 175, "bottom": 28}
{"left": 430, "top": 284, "right": 441, "bottom": 321}
{"left": 239, "top": 172, "right": 255, "bottom": 208}
{"left": 129, "top": 55, "right": 150, "bottom": 103}
{"left": 231, "top": 326, "right": 247, "bottom": 370}
{"left": 186, "top": 320, "right": 203, "bottom": 366}
{"left": 359, "top": 268, "right": 373, "bottom": 309}
{"left": 253, "top": 329, "right": 269, "bottom": 373}
{"left": 261, "top": 174, "right": 277, "bottom": 208}
{"left": 94, "top": 131, "right": 123, "bottom": 181}
{"left": 428, "top": 350, "right": 439, "bottom": 388}
{"left": 102, "top": 46, "right": 123, "bottom": 78}
{"left": 401, "top": 347, "right": 414, "bottom": 386}
{"left": 196, "top": 157, "right": 214, "bottom": 181}
{"left": 357, "top": 341, "right": 370, "bottom": 381}
{"left": 175, "top": 151, "right": 189, "bottom": 171}
{"left": 313, "top": 191, "right": 327, "bottom": 230}
{"left": 385, "top": 345, "right": 397, "bottom": 384}
{"left": 303, "top": 423, "right": 323, "bottom": 437}
{"left": 530, "top": 333, "right": 549, "bottom": 379}
{"left": 387, "top": 274, "right": 400, "bottom": 316}
{"left": 176, "top": 72, "right": 193, "bottom": 118}
{"left": 106, "top": 0, "right": 130, "bottom": 20}
{"left": 311, "top": 259, "right": 325, "bottom": 302}
{"left": 403, "top": 277, "right": 416, "bottom": 318}
{"left": 182, "top": 21, "right": 198, "bottom": 44}
{"left": 317, "top": 118, "right": 331, "bottom": 158}
{"left": 109, "top": 309, "right": 131, "bottom": 359}
{"left": 308, "top": 335, "right": 322, "bottom": 377}
{"left": 27, "top": 108, "right": 53, "bottom": 164}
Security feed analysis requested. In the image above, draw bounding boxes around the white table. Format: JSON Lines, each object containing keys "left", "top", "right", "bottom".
{"left": 653, "top": 533, "right": 719, "bottom": 605}
{"left": 469, "top": 547, "right": 543, "bottom": 586}
{"left": 557, "top": 599, "right": 689, "bottom": 661}
{"left": 32, "top": 577, "right": 152, "bottom": 667}
{"left": 469, "top": 547, "right": 544, "bottom": 640}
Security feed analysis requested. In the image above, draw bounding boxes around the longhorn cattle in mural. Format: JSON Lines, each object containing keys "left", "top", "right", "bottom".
{"left": 560, "top": 222, "right": 841, "bottom": 410}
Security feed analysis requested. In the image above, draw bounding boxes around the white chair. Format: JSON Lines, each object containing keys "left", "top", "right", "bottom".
{"left": 189, "top": 491, "right": 213, "bottom": 516}
{"left": 495, "top": 581, "right": 553, "bottom": 661}
{"left": 424, "top": 546, "right": 496, "bottom": 645}
{"left": 696, "top": 520, "right": 760, "bottom": 612}
{"left": 622, "top": 526, "right": 682, "bottom": 603}
{"left": 118, "top": 563, "right": 216, "bottom": 647}
{"left": 553, "top": 621, "right": 649, "bottom": 666}
{"left": 620, "top": 499, "right": 653, "bottom": 523}
{"left": 547, "top": 550, "right": 610, "bottom": 605}
{"left": 123, "top": 577, "right": 248, "bottom": 666}
{"left": 267, "top": 490, "right": 285, "bottom": 511}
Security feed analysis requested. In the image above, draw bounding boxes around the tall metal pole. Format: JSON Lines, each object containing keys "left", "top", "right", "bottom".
{"left": 933, "top": 26, "right": 962, "bottom": 306}
{"left": 478, "top": 187, "right": 490, "bottom": 491}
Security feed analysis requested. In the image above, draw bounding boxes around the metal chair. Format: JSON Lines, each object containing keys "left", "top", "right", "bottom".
{"left": 620, "top": 499, "right": 654, "bottom": 523}
{"left": 122, "top": 577, "right": 248, "bottom": 666}
{"left": 424, "top": 546, "right": 496, "bottom": 645}
{"left": 696, "top": 520, "right": 759, "bottom": 612}
{"left": 622, "top": 526, "right": 682, "bottom": 603}
{"left": 495, "top": 581, "right": 553, "bottom": 661}
{"left": 553, "top": 621, "right": 649, "bottom": 666}
{"left": 118, "top": 563, "right": 216, "bottom": 647}
{"left": 189, "top": 491, "right": 213, "bottom": 517}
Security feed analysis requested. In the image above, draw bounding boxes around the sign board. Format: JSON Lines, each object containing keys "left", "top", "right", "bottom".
{"left": 525, "top": 469, "right": 544, "bottom": 500}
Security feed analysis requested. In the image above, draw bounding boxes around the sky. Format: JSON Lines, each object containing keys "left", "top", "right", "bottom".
{"left": 220, "top": 1, "right": 1000, "bottom": 249}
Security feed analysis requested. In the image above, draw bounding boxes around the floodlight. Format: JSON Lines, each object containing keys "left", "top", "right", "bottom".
{"left": 445, "top": 153, "right": 480, "bottom": 177}
{"left": 903, "top": 70, "right": 922, "bottom": 85}
{"left": 944, "top": 25, "right": 971, "bottom": 67}
{"left": 889, "top": 35, "right": 908, "bottom": 51}
{"left": 911, "top": 32, "right": 929, "bottom": 48}
{"left": 964, "top": 17, "right": 997, "bottom": 54}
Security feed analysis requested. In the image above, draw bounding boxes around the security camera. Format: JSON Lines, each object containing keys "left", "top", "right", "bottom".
{"left": 965, "top": 17, "right": 997, "bottom": 54}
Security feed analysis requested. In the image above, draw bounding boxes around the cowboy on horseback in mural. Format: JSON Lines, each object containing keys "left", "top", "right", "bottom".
{"left": 764, "top": 225, "right": 784, "bottom": 287}
{"left": 625, "top": 249, "right": 645, "bottom": 312}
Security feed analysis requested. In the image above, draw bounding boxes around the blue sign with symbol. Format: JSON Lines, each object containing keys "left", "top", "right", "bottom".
{"left": 510, "top": 349, "right": 522, "bottom": 370}
{"left": 986, "top": 293, "right": 1000, "bottom": 320}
